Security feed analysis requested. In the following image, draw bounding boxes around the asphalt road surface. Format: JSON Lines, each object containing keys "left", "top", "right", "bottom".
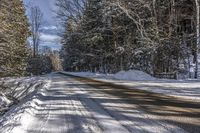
{"left": 1, "top": 73, "right": 200, "bottom": 133}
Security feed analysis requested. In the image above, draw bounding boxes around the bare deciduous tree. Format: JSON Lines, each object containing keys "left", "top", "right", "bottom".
{"left": 30, "top": 6, "right": 43, "bottom": 57}
{"left": 55, "top": 0, "right": 86, "bottom": 26}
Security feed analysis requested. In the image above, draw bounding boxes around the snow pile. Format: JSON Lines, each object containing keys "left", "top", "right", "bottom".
{"left": 0, "top": 76, "right": 45, "bottom": 114}
{"left": 113, "top": 70, "right": 156, "bottom": 81}
{"left": 0, "top": 78, "right": 51, "bottom": 133}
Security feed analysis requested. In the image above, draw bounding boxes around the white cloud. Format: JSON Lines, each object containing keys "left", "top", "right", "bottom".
{"left": 41, "top": 26, "right": 58, "bottom": 30}
{"left": 40, "top": 42, "right": 61, "bottom": 50}
{"left": 40, "top": 33, "right": 61, "bottom": 43}
{"left": 27, "top": 32, "right": 62, "bottom": 50}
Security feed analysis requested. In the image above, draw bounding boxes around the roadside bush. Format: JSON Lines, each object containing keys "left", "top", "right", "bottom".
{"left": 27, "top": 56, "right": 53, "bottom": 75}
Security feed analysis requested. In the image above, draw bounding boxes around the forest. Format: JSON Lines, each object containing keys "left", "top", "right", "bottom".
{"left": 0, "top": 0, "right": 200, "bottom": 79}
{"left": 58, "top": 0, "right": 200, "bottom": 79}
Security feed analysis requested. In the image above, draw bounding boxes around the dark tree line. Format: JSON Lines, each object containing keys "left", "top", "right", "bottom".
{"left": 59, "top": 0, "right": 200, "bottom": 78}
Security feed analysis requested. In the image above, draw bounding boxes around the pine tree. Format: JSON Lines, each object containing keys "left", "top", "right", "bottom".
{"left": 80, "top": 0, "right": 106, "bottom": 72}
{"left": 0, "top": 0, "right": 30, "bottom": 77}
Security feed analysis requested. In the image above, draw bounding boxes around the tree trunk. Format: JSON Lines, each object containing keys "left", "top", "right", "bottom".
{"left": 195, "top": 0, "right": 199, "bottom": 79}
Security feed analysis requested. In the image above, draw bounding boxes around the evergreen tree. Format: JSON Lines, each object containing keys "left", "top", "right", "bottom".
{"left": 0, "top": 0, "right": 30, "bottom": 77}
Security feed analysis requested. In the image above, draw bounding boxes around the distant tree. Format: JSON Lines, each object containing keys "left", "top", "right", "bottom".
{"left": 39, "top": 46, "right": 52, "bottom": 55}
{"left": 30, "top": 6, "right": 43, "bottom": 57}
{"left": 27, "top": 56, "right": 53, "bottom": 75}
{"left": 40, "top": 46, "right": 63, "bottom": 71}
{"left": 50, "top": 50, "right": 63, "bottom": 71}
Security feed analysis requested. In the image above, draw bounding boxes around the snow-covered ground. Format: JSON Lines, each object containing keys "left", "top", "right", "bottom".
{"left": 0, "top": 76, "right": 46, "bottom": 114}
{"left": 63, "top": 70, "right": 200, "bottom": 101}
{"left": 0, "top": 76, "right": 51, "bottom": 133}
{"left": 67, "top": 70, "right": 156, "bottom": 81}
{"left": 1, "top": 74, "right": 190, "bottom": 133}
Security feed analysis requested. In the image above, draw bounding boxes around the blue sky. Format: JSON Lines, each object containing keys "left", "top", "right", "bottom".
{"left": 23, "top": 0, "right": 62, "bottom": 50}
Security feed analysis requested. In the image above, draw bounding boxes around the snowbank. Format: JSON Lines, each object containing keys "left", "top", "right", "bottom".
{"left": 66, "top": 70, "right": 156, "bottom": 81}
{"left": 0, "top": 76, "right": 45, "bottom": 114}
{"left": 114, "top": 70, "right": 155, "bottom": 81}
{"left": 0, "top": 77, "right": 51, "bottom": 133}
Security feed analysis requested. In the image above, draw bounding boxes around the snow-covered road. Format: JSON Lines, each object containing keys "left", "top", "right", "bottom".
{"left": 1, "top": 73, "right": 200, "bottom": 133}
